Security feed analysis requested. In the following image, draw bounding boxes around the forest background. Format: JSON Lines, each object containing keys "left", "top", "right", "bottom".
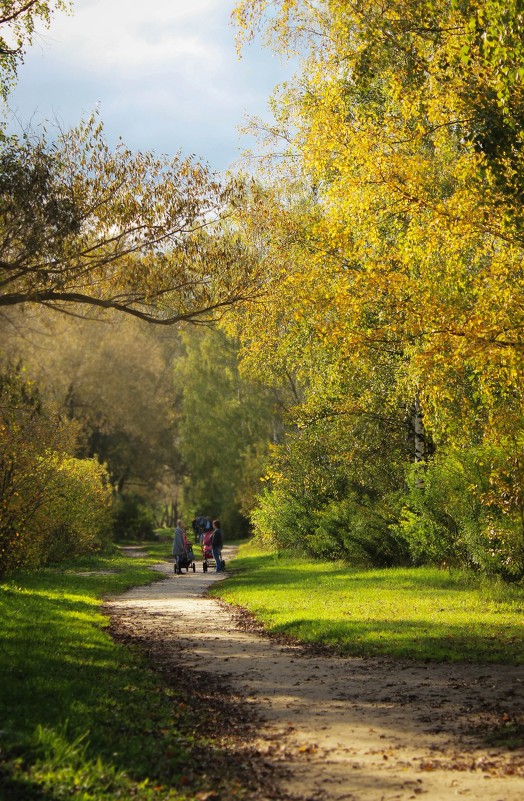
{"left": 2, "top": 0, "right": 524, "bottom": 582}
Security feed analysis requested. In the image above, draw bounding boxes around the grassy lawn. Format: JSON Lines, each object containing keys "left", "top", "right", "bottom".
{"left": 212, "top": 542, "right": 524, "bottom": 664}
{"left": 0, "top": 539, "right": 248, "bottom": 801}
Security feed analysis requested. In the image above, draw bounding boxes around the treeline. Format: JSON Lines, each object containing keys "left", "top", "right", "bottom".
{"left": 0, "top": 313, "right": 278, "bottom": 575}
{"left": 0, "top": 4, "right": 264, "bottom": 575}
{"left": 0, "top": 313, "right": 177, "bottom": 573}
{"left": 221, "top": 0, "right": 524, "bottom": 579}
{"left": 4, "top": 1, "right": 524, "bottom": 581}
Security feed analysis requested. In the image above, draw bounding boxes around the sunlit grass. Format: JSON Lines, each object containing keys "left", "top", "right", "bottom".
{"left": 0, "top": 543, "right": 249, "bottom": 800}
{"left": 213, "top": 542, "right": 524, "bottom": 663}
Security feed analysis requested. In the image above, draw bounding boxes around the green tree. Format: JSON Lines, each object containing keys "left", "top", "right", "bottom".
{"left": 0, "top": 1, "right": 70, "bottom": 97}
{"left": 176, "top": 326, "right": 278, "bottom": 535}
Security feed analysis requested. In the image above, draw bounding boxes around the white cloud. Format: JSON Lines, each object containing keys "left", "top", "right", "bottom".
{"left": 7, "top": 0, "right": 292, "bottom": 168}
{"left": 37, "top": 0, "right": 228, "bottom": 72}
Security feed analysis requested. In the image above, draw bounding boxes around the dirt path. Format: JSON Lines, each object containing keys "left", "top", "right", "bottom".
{"left": 106, "top": 547, "right": 524, "bottom": 801}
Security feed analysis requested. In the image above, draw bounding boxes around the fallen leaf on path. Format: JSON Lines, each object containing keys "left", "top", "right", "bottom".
{"left": 298, "top": 744, "right": 318, "bottom": 754}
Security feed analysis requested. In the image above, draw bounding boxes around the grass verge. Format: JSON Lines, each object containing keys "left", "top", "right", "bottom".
{"left": 212, "top": 542, "right": 524, "bottom": 664}
{"left": 0, "top": 541, "right": 256, "bottom": 800}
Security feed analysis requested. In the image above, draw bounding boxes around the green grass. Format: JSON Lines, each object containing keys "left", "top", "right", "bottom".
{"left": 0, "top": 543, "right": 249, "bottom": 801}
{"left": 213, "top": 542, "right": 524, "bottom": 664}
{"left": 4, "top": 538, "right": 523, "bottom": 800}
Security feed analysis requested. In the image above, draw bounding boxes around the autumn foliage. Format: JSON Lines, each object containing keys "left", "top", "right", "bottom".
{"left": 230, "top": 0, "right": 524, "bottom": 577}
{"left": 0, "top": 369, "right": 112, "bottom": 574}
{"left": 3, "top": 1, "right": 524, "bottom": 577}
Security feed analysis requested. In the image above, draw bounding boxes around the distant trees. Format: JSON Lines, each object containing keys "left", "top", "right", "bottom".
{"left": 175, "top": 326, "right": 279, "bottom": 535}
{"left": 2, "top": 306, "right": 183, "bottom": 496}
{"left": 51, "top": 314, "right": 181, "bottom": 495}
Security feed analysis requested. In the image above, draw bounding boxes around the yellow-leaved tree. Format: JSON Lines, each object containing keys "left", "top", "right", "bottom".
{"left": 232, "top": 0, "right": 524, "bottom": 575}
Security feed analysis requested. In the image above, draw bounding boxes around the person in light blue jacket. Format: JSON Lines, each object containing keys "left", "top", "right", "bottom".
{"left": 172, "top": 520, "right": 187, "bottom": 573}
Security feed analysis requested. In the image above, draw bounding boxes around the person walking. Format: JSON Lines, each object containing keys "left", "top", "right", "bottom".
{"left": 202, "top": 520, "right": 213, "bottom": 549}
{"left": 191, "top": 516, "right": 200, "bottom": 544}
{"left": 172, "top": 520, "right": 187, "bottom": 574}
{"left": 211, "top": 519, "right": 224, "bottom": 573}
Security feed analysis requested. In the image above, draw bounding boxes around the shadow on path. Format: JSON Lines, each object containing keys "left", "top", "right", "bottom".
{"left": 106, "top": 546, "right": 524, "bottom": 801}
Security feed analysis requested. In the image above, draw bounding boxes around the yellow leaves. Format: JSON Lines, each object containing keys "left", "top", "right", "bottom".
{"left": 232, "top": 0, "right": 524, "bottom": 479}
{"left": 262, "top": 467, "right": 285, "bottom": 486}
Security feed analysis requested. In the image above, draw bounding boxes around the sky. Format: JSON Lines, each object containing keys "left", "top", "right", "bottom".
{"left": 6, "top": 0, "right": 291, "bottom": 172}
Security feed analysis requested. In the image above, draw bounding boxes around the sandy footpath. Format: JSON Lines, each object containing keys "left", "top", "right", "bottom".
{"left": 105, "top": 546, "right": 524, "bottom": 801}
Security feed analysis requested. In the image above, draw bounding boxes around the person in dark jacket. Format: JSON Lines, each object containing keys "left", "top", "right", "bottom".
{"left": 211, "top": 519, "right": 224, "bottom": 572}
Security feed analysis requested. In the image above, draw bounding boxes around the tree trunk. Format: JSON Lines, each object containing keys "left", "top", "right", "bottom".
{"left": 413, "top": 398, "right": 426, "bottom": 463}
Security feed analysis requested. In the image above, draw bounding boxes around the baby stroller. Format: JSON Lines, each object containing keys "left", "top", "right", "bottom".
{"left": 201, "top": 531, "right": 225, "bottom": 573}
{"left": 174, "top": 546, "right": 196, "bottom": 574}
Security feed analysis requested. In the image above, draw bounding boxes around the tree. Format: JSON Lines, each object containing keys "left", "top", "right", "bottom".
{"left": 0, "top": 3, "right": 265, "bottom": 325}
{"left": 0, "top": 116, "right": 265, "bottom": 325}
{"left": 176, "top": 326, "right": 278, "bottom": 535}
{"left": 219, "top": 178, "right": 411, "bottom": 562}
{"left": 1, "top": 306, "right": 184, "bottom": 496}
{"left": 234, "top": 0, "right": 524, "bottom": 390}
{"left": 0, "top": 1, "right": 71, "bottom": 97}
{"left": 231, "top": 0, "right": 524, "bottom": 574}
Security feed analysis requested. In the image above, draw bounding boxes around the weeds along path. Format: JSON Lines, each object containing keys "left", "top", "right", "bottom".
{"left": 106, "top": 546, "right": 524, "bottom": 801}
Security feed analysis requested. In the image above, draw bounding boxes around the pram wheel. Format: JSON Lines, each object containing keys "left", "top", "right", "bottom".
{"left": 192, "top": 563, "right": 196, "bottom": 572}
{"left": 203, "top": 561, "right": 208, "bottom": 572}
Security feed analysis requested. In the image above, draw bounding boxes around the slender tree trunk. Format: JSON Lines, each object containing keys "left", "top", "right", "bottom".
{"left": 413, "top": 397, "right": 426, "bottom": 463}
{"left": 168, "top": 499, "right": 178, "bottom": 528}
{"left": 411, "top": 396, "right": 427, "bottom": 489}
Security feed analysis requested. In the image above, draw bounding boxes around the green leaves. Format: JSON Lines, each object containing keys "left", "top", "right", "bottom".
{"left": 0, "top": 2, "right": 72, "bottom": 98}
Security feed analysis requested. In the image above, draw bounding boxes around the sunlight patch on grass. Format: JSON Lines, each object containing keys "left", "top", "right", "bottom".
{"left": 0, "top": 544, "right": 229, "bottom": 801}
{"left": 6, "top": 585, "right": 101, "bottom": 605}
{"left": 213, "top": 544, "right": 524, "bottom": 663}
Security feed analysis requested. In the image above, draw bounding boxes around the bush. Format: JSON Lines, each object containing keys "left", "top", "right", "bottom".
{"left": 251, "top": 484, "right": 409, "bottom": 566}
{"left": 396, "top": 459, "right": 467, "bottom": 566}
{"left": 41, "top": 455, "right": 113, "bottom": 562}
{"left": 251, "top": 487, "right": 311, "bottom": 552}
{"left": 398, "top": 446, "right": 524, "bottom": 579}
{"left": 0, "top": 368, "right": 112, "bottom": 575}
{"left": 327, "top": 494, "right": 409, "bottom": 567}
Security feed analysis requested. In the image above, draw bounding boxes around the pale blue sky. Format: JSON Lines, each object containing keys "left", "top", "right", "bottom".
{"left": 6, "top": 0, "right": 291, "bottom": 171}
